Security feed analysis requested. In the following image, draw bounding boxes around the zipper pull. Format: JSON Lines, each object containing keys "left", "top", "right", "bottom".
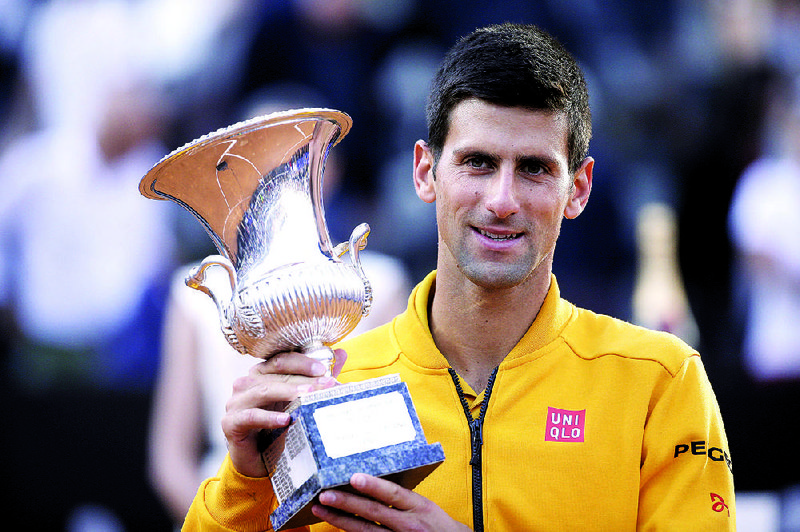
{"left": 469, "top": 417, "right": 483, "bottom": 466}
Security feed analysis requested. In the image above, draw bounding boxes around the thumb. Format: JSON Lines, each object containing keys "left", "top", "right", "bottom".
{"left": 331, "top": 349, "right": 348, "bottom": 378}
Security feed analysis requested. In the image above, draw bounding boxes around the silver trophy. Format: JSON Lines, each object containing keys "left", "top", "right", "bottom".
{"left": 139, "top": 108, "right": 444, "bottom": 530}
{"left": 139, "top": 108, "right": 371, "bottom": 372}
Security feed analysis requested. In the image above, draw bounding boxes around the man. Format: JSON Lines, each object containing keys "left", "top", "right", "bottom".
{"left": 183, "top": 23, "right": 735, "bottom": 531}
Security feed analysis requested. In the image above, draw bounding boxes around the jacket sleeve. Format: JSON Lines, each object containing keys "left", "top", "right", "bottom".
{"left": 638, "top": 355, "right": 736, "bottom": 530}
{"left": 181, "top": 454, "right": 287, "bottom": 532}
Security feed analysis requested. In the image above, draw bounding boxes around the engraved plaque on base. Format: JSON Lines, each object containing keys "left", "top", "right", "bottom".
{"left": 259, "top": 374, "right": 444, "bottom": 531}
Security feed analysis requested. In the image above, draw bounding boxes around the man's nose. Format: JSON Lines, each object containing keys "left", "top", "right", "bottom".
{"left": 485, "top": 167, "right": 520, "bottom": 218}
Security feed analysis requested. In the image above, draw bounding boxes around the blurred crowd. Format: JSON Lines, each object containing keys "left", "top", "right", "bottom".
{"left": 1, "top": 0, "right": 799, "bottom": 530}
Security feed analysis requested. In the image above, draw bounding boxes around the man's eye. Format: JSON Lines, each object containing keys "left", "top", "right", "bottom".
{"left": 521, "top": 162, "right": 544, "bottom": 175}
{"left": 465, "top": 156, "right": 490, "bottom": 169}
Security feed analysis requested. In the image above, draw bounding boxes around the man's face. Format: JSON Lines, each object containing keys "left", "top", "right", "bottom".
{"left": 414, "top": 98, "right": 592, "bottom": 290}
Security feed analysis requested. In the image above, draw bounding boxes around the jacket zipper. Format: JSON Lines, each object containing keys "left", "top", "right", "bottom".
{"left": 448, "top": 367, "right": 499, "bottom": 532}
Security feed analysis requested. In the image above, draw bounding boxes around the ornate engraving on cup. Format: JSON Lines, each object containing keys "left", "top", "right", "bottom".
{"left": 139, "top": 109, "right": 372, "bottom": 370}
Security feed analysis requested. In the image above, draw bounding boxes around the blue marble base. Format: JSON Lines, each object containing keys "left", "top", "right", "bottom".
{"left": 260, "top": 374, "right": 445, "bottom": 531}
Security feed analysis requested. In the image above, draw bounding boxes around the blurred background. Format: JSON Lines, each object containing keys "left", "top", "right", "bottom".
{"left": 1, "top": 0, "right": 798, "bottom": 530}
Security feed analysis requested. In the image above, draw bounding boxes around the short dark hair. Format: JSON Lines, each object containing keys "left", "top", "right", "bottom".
{"left": 425, "top": 23, "right": 592, "bottom": 174}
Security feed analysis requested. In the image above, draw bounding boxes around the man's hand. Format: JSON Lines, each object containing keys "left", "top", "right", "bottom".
{"left": 220, "top": 349, "right": 346, "bottom": 478}
{"left": 311, "top": 473, "right": 471, "bottom": 532}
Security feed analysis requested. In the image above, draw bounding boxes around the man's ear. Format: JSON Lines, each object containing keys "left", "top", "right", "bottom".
{"left": 413, "top": 140, "right": 436, "bottom": 204}
{"left": 564, "top": 157, "right": 593, "bottom": 220}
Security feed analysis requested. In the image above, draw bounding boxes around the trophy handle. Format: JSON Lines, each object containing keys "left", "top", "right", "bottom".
{"left": 185, "top": 255, "right": 237, "bottom": 314}
{"left": 347, "top": 223, "right": 373, "bottom": 317}
{"left": 329, "top": 223, "right": 373, "bottom": 317}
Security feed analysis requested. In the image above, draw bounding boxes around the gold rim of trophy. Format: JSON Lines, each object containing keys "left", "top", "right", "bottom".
{"left": 139, "top": 107, "right": 352, "bottom": 200}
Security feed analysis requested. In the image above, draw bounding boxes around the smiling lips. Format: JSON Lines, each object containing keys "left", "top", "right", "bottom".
{"left": 477, "top": 228, "right": 522, "bottom": 241}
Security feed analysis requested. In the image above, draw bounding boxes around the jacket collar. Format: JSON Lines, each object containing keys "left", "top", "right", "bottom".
{"left": 394, "top": 271, "right": 574, "bottom": 370}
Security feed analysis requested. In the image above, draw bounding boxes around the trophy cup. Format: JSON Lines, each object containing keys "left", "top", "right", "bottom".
{"left": 139, "top": 109, "right": 444, "bottom": 530}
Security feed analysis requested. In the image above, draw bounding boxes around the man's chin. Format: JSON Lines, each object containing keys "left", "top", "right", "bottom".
{"left": 462, "top": 263, "right": 533, "bottom": 291}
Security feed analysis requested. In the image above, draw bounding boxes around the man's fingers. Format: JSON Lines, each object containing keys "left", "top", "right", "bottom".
{"left": 349, "top": 473, "right": 419, "bottom": 511}
{"left": 314, "top": 475, "right": 420, "bottom": 529}
{"left": 221, "top": 408, "right": 292, "bottom": 479}
{"left": 251, "top": 351, "right": 329, "bottom": 378}
{"left": 219, "top": 350, "right": 344, "bottom": 480}
{"left": 227, "top": 375, "right": 305, "bottom": 411}
{"left": 311, "top": 502, "right": 383, "bottom": 532}
{"left": 222, "top": 405, "right": 291, "bottom": 438}
{"left": 314, "top": 491, "right": 388, "bottom": 532}
{"left": 314, "top": 474, "right": 470, "bottom": 531}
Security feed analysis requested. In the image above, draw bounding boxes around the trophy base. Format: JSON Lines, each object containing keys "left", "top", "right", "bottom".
{"left": 259, "top": 374, "right": 445, "bottom": 531}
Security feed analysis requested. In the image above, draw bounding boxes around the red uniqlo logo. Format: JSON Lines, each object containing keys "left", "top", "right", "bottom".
{"left": 545, "top": 407, "right": 585, "bottom": 442}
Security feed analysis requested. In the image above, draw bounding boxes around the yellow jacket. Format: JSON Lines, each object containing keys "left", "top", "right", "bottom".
{"left": 184, "top": 272, "right": 735, "bottom": 531}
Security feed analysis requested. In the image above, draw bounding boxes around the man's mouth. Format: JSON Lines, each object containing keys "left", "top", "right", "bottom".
{"left": 477, "top": 228, "right": 521, "bottom": 241}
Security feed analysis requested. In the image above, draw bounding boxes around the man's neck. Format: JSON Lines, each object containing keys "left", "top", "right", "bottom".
{"left": 428, "top": 269, "right": 551, "bottom": 392}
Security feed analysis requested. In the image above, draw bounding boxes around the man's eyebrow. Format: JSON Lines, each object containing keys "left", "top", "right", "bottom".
{"left": 452, "top": 147, "right": 499, "bottom": 160}
{"left": 516, "top": 154, "right": 560, "bottom": 169}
